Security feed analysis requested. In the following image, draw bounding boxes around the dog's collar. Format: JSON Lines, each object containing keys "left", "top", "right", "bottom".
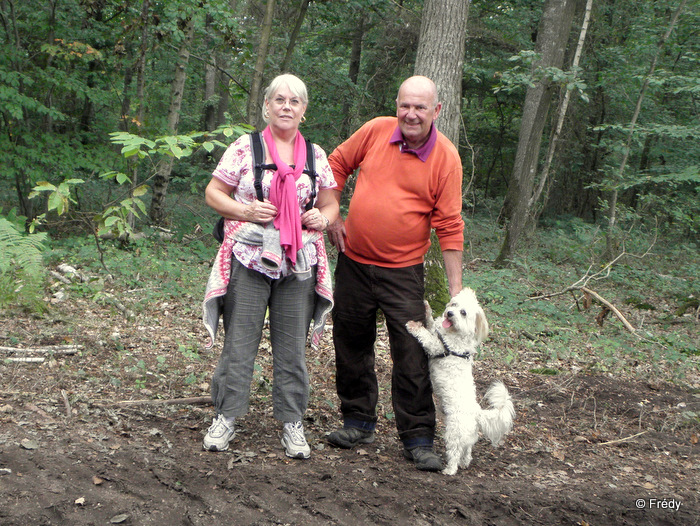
{"left": 433, "top": 332, "right": 471, "bottom": 360}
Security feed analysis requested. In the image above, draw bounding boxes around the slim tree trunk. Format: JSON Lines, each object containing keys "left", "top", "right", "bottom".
{"left": 529, "top": 0, "right": 593, "bottom": 224}
{"left": 149, "top": 15, "right": 195, "bottom": 225}
{"left": 342, "top": 13, "right": 365, "bottom": 138}
{"left": 494, "top": 0, "right": 578, "bottom": 268}
{"left": 127, "top": 0, "right": 150, "bottom": 229}
{"left": 413, "top": 0, "right": 469, "bottom": 147}
{"left": 247, "top": 0, "right": 276, "bottom": 129}
{"left": 280, "top": 0, "right": 310, "bottom": 73}
{"left": 203, "top": 14, "right": 217, "bottom": 131}
{"left": 604, "top": 0, "right": 687, "bottom": 257}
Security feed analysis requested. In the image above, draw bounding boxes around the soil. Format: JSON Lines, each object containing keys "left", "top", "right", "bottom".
{"left": 1, "top": 277, "right": 699, "bottom": 526}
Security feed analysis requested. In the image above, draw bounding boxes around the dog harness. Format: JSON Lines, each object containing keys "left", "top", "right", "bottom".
{"left": 433, "top": 332, "right": 471, "bottom": 360}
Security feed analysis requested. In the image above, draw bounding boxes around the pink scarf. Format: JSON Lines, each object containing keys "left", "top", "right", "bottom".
{"left": 262, "top": 126, "right": 306, "bottom": 265}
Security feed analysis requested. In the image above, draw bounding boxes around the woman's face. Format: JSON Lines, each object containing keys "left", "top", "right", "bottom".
{"left": 265, "top": 85, "right": 307, "bottom": 133}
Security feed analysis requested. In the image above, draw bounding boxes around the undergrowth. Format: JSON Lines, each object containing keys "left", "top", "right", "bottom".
{"left": 2, "top": 196, "right": 698, "bottom": 386}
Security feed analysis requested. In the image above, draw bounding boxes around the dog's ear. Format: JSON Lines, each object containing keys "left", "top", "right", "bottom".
{"left": 475, "top": 306, "right": 489, "bottom": 343}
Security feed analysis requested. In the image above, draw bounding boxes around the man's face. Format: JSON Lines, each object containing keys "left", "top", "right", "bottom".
{"left": 396, "top": 84, "right": 441, "bottom": 149}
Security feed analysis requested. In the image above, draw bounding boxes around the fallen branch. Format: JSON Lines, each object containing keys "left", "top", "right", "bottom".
{"left": 581, "top": 287, "right": 636, "bottom": 333}
{"left": 525, "top": 243, "right": 655, "bottom": 334}
{"left": 6, "top": 357, "right": 45, "bottom": 363}
{"left": 49, "top": 270, "right": 72, "bottom": 284}
{"left": 102, "top": 396, "right": 211, "bottom": 407}
{"left": 597, "top": 430, "right": 648, "bottom": 446}
{"left": 57, "top": 263, "right": 87, "bottom": 282}
{"left": 0, "top": 345, "right": 83, "bottom": 354}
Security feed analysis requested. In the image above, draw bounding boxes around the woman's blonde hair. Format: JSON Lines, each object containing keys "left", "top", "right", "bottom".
{"left": 262, "top": 74, "right": 308, "bottom": 123}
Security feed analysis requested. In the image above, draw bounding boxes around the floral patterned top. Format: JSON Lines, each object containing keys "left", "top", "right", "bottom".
{"left": 211, "top": 133, "right": 337, "bottom": 278}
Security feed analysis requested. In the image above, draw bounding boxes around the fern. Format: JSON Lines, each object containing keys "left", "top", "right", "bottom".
{"left": 0, "top": 218, "right": 47, "bottom": 275}
{"left": 0, "top": 218, "right": 48, "bottom": 311}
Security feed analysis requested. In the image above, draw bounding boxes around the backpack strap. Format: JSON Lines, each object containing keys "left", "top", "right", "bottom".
{"left": 302, "top": 140, "right": 317, "bottom": 211}
{"left": 250, "top": 132, "right": 270, "bottom": 202}
{"left": 250, "top": 131, "right": 317, "bottom": 210}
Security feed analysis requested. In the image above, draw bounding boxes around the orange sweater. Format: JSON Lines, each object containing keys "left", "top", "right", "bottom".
{"left": 329, "top": 117, "right": 464, "bottom": 267}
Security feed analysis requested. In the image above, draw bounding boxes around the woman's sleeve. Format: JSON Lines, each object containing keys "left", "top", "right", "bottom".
{"left": 313, "top": 145, "right": 338, "bottom": 191}
{"left": 212, "top": 134, "right": 250, "bottom": 188}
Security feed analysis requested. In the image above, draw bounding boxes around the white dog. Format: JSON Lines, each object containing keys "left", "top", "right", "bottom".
{"left": 406, "top": 288, "right": 515, "bottom": 475}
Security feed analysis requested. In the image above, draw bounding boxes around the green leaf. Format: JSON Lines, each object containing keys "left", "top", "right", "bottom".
{"left": 132, "top": 185, "right": 149, "bottom": 197}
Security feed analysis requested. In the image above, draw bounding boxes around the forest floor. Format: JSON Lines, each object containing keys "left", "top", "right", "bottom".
{"left": 1, "top": 273, "right": 699, "bottom": 526}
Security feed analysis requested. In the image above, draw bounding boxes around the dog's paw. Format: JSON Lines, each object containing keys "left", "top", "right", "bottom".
{"left": 441, "top": 466, "right": 458, "bottom": 476}
{"left": 423, "top": 301, "right": 435, "bottom": 330}
{"left": 406, "top": 320, "right": 423, "bottom": 333}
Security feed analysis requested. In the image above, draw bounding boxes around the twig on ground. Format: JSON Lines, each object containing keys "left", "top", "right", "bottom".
{"left": 580, "top": 287, "right": 636, "bottom": 333}
{"left": 525, "top": 243, "right": 657, "bottom": 334}
{"left": 6, "top": 357, "right": 45, "bottom": 363}
{"left": 597, "top": 430, "right": 648, "bottom": 446}
{"left": 0, "top": 345, "right": 83, "bottom": 354}
{"left": 99, "top": 396, "right": 211, "bottom": 407}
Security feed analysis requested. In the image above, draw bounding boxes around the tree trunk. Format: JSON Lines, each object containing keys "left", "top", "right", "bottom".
{"left": 529, "top": 0, "right": 593, "bottom": 225}
{"left": 149, "top": 15, "right": 195, "bottom": 225}
{"left": 247, "top": 0, "right": 276, "bottom": 129}
{"left": 203, "top": 14, "right": 217, "bottom": 131}
{"left": 280, "top": 0, "right": 310, "bottom": 73}
{"left": 604, "top": 0, "right": 687, "bottom": 258}
{"left": 413, "top": 0, "right": 469, "bottom": 148}
{"left": 494, "top": 0, "right": 578, "bottom": 268}
{"left": 127, "top": 0, "right": 150, "bottom": 229}
{"left": 341, "top": 13, "right": 365, "bottom": 138}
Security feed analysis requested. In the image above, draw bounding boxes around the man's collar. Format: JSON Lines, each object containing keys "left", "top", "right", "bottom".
{"left": 389, "top": 124, "right": 437, "bottom": 162}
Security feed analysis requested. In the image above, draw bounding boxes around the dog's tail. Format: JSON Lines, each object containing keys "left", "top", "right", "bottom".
{"left": 478, "top": 381, "right": 515, "bottom": 447}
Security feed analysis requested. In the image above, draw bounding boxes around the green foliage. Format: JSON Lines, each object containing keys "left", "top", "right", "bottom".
{"left": 494, "top": 51, "right": 589, "bottom": 102}
{"left": 465, "top": 213, "right": 698, "bottom": 380}
{"left": 424, "top": 231, "right": 451, "bottom": 313}
{"left": 29, "top": 178, "right": 84, "bottom": 219}
{"left": 0, "top": 216, "right": 47, "bottom": 311}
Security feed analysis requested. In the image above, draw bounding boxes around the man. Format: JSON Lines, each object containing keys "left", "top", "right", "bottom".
{"left": 326, "top": 76, "right": 464, "bottom": 472}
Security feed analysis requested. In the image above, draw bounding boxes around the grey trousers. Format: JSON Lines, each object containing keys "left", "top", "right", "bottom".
{"left": 211, "top": 258, "right": 316, "bottom": 422}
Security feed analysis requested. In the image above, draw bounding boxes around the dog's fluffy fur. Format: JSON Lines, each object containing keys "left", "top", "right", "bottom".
{"left": 406, "top": 288, "right": 515, "bottom": 475}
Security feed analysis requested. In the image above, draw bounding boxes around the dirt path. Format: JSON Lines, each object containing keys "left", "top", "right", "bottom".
{"left": 2, "top": 366, "right": 698, "bottom": 525}
{"left": 1, "top": 289, "right": 698, "bottom": 525}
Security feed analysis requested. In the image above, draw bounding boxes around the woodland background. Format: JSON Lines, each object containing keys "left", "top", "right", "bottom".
{"left": 0, "top": 2, "right": 699, "bottom": 524}
{"left": 1, "top": 1, "right": 698, "bottom": 373}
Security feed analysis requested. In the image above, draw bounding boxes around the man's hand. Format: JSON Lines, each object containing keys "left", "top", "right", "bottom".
{"left": 327, "top": 217, "right": 347, "bottom": 252}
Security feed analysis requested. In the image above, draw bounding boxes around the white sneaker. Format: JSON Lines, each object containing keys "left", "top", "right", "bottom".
{"left": 281, "top": 421, "right": 311, "bottom": 459}
{"left": 202, "top": 415, "right": 235, "bottom": 451}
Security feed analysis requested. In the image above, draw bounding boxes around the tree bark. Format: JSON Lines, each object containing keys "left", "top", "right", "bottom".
{"left": 529, "top": 0, "right": 593, "bottom": 225}
{"left": 413, "top": 0, "right": 469, "bottom": 148}
{"left": 246, "top": 0, "right": 276, "bottom": 129}
{"left": 494, "top": 0, "right": 578, "bottom": 268}
{"left": 280, "top": 0, "right": 310, "bottom": 73}
{"left": 149, "top": 15, "right": 195, "bottom": 225}
{"left": 203, "top": 14, "right": 217, "bottom": 131}
{"left": 341, "top": 13, "right": 365, "bottom": 138}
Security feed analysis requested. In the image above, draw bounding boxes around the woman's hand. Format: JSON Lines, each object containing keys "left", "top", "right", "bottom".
{"left": 301, "top": 207, "right": 330, "bottom": 231}
{"left": 244, "top": 199, "right": 277, "bottom": 223}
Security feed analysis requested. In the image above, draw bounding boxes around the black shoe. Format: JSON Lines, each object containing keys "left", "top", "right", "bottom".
{"left": 327, "top": 427, "right": 375, "bottom": 449}
{"left": 403, "top": 446, "right": 443, "bottom": 472}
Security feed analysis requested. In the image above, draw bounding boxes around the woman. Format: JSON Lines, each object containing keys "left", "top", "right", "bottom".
{"left": 202, "top": 74, "right": 338, "bottom": 459}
